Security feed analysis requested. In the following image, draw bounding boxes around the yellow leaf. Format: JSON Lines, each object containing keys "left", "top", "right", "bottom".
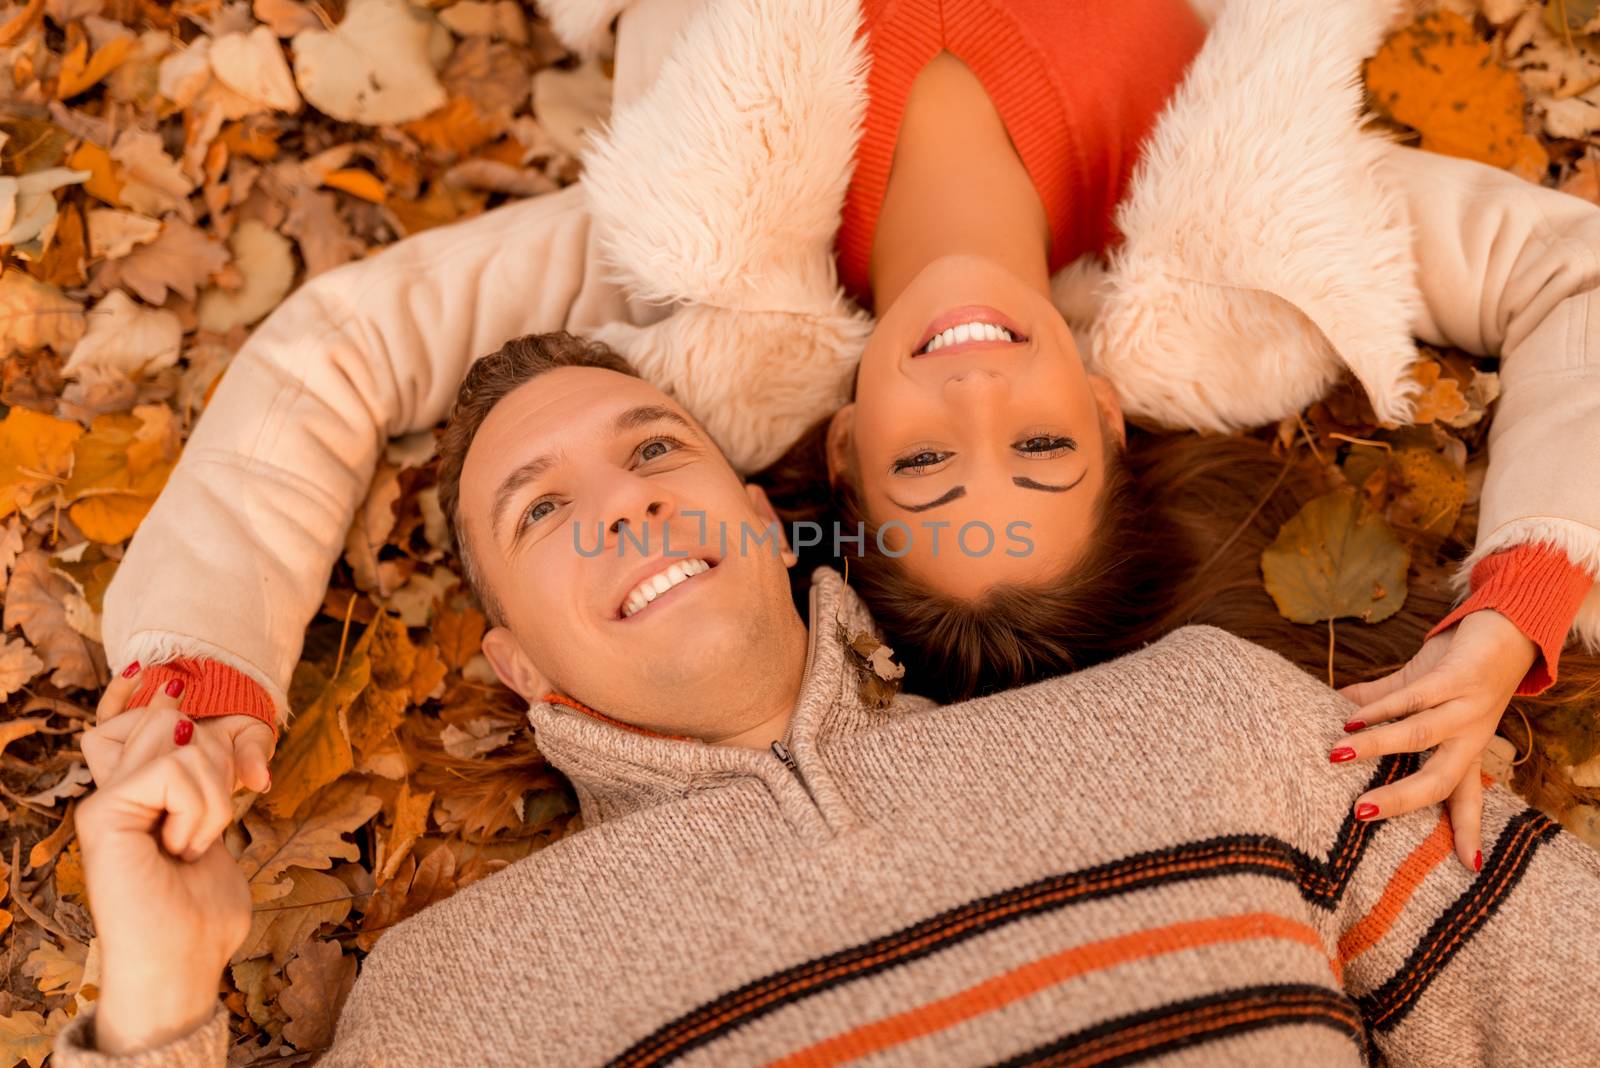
{"left": 63, "top": 409, "right": 178, "bottom": 501}
{"left": 67, "top": 142, "right": 124, "bottom": 206}
{"left": 26, "top": 802, "right": 74, "bottom": 871}
{"left": 402, "top": 96, "right": 498, "bottom": 159}
{"left": 262, "top": 646, "right": 372, "bottom": 819}
{"left": 22, "top": 938, "right": 87, "bottom": 997}
{"left": 1261, "top": 488, "right": 1410, "bottom": 625}
{"left": 1366, "top": 11, "right": 1548, "bottom": 178}
{"left": 323, "top": 168, "right": 387, "bottom": 204}
{"left": 0, "top": 407, "right": 82, "bottom": 519}
{"left": 67, "top": 494, "right": 156, "bottom": 544}
{"left": 56, "top": 31, "right": 134, "bottom": 100}
{"left": 1388, "top": 446, "right": 1468, "bottom": 537}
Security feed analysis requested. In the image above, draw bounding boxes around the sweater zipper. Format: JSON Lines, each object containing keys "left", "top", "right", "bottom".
{"left": 770, "top": 740, "right": 815, "bottom": 799}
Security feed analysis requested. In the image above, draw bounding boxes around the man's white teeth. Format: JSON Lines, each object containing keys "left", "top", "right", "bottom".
{"left": 921, "top": 321, "right": 1017, "bottom": 353}
{"left": 622, "top": 558, "right": 711, "bottom": 617}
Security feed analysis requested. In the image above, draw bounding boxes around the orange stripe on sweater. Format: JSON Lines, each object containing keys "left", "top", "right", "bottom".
{"left": 1336, "top": 812, "right": 1453, "bottom": 968}
{"left": 767, "top": 913, "right": 1331, "bottom": 1068}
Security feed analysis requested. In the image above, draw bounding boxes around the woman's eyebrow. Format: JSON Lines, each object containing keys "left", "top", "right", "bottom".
{"left": 1013, "top": 472, "right": 1087, "bottom": 493}
{"left": 891, "top": 485, "right": 967, "bottom": 513}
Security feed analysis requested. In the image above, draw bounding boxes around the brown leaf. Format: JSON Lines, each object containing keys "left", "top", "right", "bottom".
{"left": 342, "top": 460, "right": 401, "bottom": 593}
{"left": 233, "top": 865, "right": 352, "bottom": 966}
{"left": 279, "top": 938, "right": 356, "bottom": 1050}
{"left": 374, "top": 779, "right": 434, "bottom": 885}
{"left": 431, "top": 600, "right": 485, "bottom": 670}
{"left": 283, "top": 183, "right": 363, "bottom": 279}
{"left": 357, "top": 843, "right": 457, "bottom": 952}
{"left": 0, "top": 1007, "right": 68, "bottom": 1068}
{"left": 1386, "top": 445, "right": 1468, "bottom": 537}
{"left": 3, "top": 553, "right": 100, "bottom": 689}
{"left": 1406, "top": 359, "right": 1470, "bottom": 425}
{"left": 241, "top": 777, "right": 383, "bottom": 886}
{"left": 90, "top": 219, "right": 229, "bottom": 304}
{"left": 260, "top": 652, "right": 367, "bottom": 819}
{"left": 0, "top": 270, "right": 85, "bottom": 357}
{"left": 1260, "top": 489, "right": 1410, "bottom": 625}
{"left": 0, "top": 637, "right": 45, "bottom": 700}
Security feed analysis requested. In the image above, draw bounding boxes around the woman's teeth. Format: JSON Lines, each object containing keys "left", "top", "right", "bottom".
{"left": 919, "top": 321, "right": 1018, "bottom": 354}
{"left": 621, "top": 558, "right": 711, "bottom": 618}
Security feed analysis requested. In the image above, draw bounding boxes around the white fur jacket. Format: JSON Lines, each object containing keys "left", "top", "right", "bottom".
{"left": 104, "top": 0, "right": 1600, "bottom": 723}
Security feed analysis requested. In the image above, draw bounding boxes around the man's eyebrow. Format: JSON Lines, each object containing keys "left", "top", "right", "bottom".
{"left": 1013, "top": 472, "right": 1088, "bottom": 493}
{"left": 614, "top": 405, "right": 694, "bottom": 434}
{"left": 890, "top": 486, "right": 967, "bottom": 513}
{"left": 490, "top": 452, "right": 557, "bottom": 544}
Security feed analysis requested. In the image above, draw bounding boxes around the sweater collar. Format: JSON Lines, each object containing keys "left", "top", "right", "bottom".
{"left": 526, "top": 568, "right": 888, "bottom": 826}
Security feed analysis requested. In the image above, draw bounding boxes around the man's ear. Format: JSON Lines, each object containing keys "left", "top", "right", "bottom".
{"left": 481, "top": 626, "right": 554, "bottom": 703}
{"left": 744, "top": 483, "right": 797, "bottom": 567}
{"left": 1087, "top": 374, "right": 1127, "bottom": 448}
{"left": 825, "top": 403, "right": 855, "bottom": 485}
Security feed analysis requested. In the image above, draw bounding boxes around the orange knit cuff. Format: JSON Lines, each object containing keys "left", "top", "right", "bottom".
{"left": 1426, "top": 543, "right": 1596, "bottom": 696}
{"left": 125, "top": 657, "right": 280, "bottom": 743}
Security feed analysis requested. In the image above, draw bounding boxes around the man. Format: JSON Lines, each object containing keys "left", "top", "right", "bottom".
{"left": 58, "top": 335, "right": 1600, "bottom": 1066}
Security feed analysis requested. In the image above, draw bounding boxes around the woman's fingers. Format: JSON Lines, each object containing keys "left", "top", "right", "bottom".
{"left": 1350, "top": 738, "right": 1479, "bottom": 823}
{"left": 1447, "top": 760, "right": 1485, "bottom": 873}
{"left": 78, "top": 712, "right": 145, "bottom": 785}
{"left": 1342, "top": 671, "right": 1452, "bottom": 730}
{"left": 95, "top": 661, "right": 145, "bottom": 725}
{"left": 228, "top": 721, "right": 276, "bottom": 794}
{"left": 1331, "top": 701, "right": 1471, "bottom": 764}
{"left": 171, "top": 744, "right": 236, "bottom": 862}
{"left": 1336, "top": 664, "right": 1411, "bottom": 710}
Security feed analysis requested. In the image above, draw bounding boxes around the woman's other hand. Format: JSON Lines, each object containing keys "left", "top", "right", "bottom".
{"left": 85, "top": 663, "right": 275, "bottom": 797}
{"left": 75, "top": 722, "right": 252, "bottom": 1053}
{"left": 1331, "top": 610, "right": 1536, "bottom": 872}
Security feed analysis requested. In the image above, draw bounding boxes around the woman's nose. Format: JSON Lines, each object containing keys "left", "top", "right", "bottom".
{"left": 942, "top": 369, "right": 1008, "bottom": 410}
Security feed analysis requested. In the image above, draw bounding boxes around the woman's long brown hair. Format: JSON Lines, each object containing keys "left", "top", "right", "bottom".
{"left": 756, "top": 422, "right": 1600, "bottom": 809}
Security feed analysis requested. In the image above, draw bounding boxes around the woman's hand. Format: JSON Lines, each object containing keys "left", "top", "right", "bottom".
{"left": 75, "top": 695, "right": 253, "bottom": 1053}
{"left": 86, "top": 664, "right": 275, "bottom": 800}
{"left": 1332, "top": 609, "right": 1536, "bottom": 871}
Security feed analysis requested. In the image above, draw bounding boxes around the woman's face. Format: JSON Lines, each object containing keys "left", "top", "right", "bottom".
{"left": 832, "top": 254, "right": 1125, "bottom": 599}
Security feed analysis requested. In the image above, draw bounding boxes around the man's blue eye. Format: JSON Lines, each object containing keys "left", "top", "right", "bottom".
{"left": 639, "top": 438, "right": 679, "bottom": 462}
{"left": 521, "top": 500, "right": 557, "bottom": 528}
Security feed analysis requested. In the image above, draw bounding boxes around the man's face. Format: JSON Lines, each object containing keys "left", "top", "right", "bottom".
{"left": 458, "top": 368, "right": 801, "bottom": 737}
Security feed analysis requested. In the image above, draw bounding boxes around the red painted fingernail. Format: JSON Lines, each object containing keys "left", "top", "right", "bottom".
{"left": 1355, "top": 803, "right": 1380, "bottom": 821}
{"left": 1329, "top": 746, "right": 1357, "bottom": 764}
{"left": 165, "top": 678, "right": 185, "bottom": 698}
{"left": 121, "top": 661, "right": 141, "bottom": 678}
{"left": 173, "top": 718, "right": 194, "bottom": 746}
{"left": 1473, "top": 850, "right": 1482, "bottom": 873}
{"left": 1343, "top": 720, "right": 1366, "bottom": 733}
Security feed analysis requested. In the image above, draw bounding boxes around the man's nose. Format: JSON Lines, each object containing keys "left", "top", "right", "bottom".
{"left": 603, "top": 478, "right": 677, "bottom": 543}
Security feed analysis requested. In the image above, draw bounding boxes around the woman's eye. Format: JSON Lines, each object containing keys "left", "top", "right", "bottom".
{"left": 892, "top": 450, "right": 950, "bottom": 473}
{"left": 1016, "top": 435, "right": 1076, "bottom": 455}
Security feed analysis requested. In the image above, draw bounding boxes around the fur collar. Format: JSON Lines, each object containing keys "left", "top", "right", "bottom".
{"left": 549, "top": 0, "right": 1421, "bottom": 471}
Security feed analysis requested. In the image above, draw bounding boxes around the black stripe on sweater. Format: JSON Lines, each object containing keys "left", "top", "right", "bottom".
{"left": 605, "top": 757, "right": 1415, "bottom": 1068}
{"left": 1357, "top": 808, "right": 1561, "bottom": 1031}
{"left": 991, "top": 982, "right": 1367, "bottom": 1067}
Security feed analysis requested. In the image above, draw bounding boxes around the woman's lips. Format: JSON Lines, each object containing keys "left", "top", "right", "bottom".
{"left": 912, "top": 304, "right": 1030, "bottom": 356}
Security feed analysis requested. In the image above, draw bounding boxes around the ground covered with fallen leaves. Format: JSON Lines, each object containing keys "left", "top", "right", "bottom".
{"left": 1, "top": 0, "right": 1599, "bottom": 1064}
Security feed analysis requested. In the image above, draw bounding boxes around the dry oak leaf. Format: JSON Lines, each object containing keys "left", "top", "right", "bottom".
{"left": 197, "top": 218, "right": 295, "bottom": 332}
{"left": 109, "top": 129, "right": 194, "bottom": 218}
{"left": 0, "top": 406, "right": 82, "bottom": 518}
{"left": 291, "top": 0, "right": 448, "bottom": 125}
{"left": 0, "top": 167, "right": 90, "bottom": 249}
{"left": 22, "top": 937, "right": 88, "bottom": 997}
{"left": 431, "top": 599, "right": 486, "bottom": 670}
{"left": 1261, "top": 488, "right": 1410, "bottom": 625}
{"left": 255, "top": 0, "right": 324, "bottom": 37}
{"left": 0, "top": 637, "right": 45, "bottom": 700}
{"left": 61, "top": 289, "right": 182, "bottom": 379}
{"left": 1366, "top": 11, "right": 1547, "bottom": 178}
{"left": 0, "top": 268, "right": 85, "bottom": 356}
{"left": 56, "top": 25, "right": 134, "bottom": 99}
{"left": 233, "top": 864, "right": 353, "bottom": 966}
{"left": 283, "top": 183, "right": 364, "bottom": 279}
{"left": 62, "top": 406, "right": 179, "bottom": 543}
{"left": 85, "top": 207, "right": 161, "bottom": 260}
{"left": 0, "top": 717, "right": 46, "bottom": 760}
{"left": 403, "top": 96, "right": 500, "bottom": 160}
{"left": 22, "top": 760, "right": 92, "bottom": 805}
{"left": 92, "top": 218, "right": 230, "bottom": 304}
{"left": 374, "top": 778, "right": 434, "bottom": 885}
{"left": 280, "top": 938, "right": 357, "bottom": 1050}
{"left": 4, "top": 552, "right": 100, "bottom": 689}
{"left": 1386, "top": 445, "right": 1468, "bottom": 537}
{"left": 66, "top": 141, "right": 124, "bottom": 206}
{"left": 357, "top": 843, "right": 457, "bottom": 951}
{"left": 241, "top": 776, "right": 384, "bottom": 886}
{"left": 0, "top": 1007, "right": 69, "bottom": 1068}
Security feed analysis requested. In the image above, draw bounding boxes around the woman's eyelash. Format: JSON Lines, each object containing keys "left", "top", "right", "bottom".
{"left": 1015, "top": 435, "right": 1076, "bottom": 454}
{"left": 892, "top": 449, "right": 950, "bottom": 473}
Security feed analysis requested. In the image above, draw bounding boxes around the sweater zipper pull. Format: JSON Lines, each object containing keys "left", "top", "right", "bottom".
{"left": 770, "top": 740, "right": 798, "bottom": 772}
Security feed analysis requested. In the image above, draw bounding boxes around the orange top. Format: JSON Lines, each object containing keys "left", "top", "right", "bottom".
{"left": 835, "top": 0, "right": 1209, "bottom": 304}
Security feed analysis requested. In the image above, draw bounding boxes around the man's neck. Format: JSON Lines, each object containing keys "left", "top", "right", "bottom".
{"left": 869, "top": 52, "right": 1051, "bottom": 310}
{"left": 704, "top": 610, "right": 810, "bottom": 751}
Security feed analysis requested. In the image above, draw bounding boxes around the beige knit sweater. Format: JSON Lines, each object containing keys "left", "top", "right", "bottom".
{"left": 55, "top": 572, "right": 1600, "bottom": 1066}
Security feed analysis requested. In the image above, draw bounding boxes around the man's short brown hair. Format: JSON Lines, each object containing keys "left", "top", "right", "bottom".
{"left": 435, "top": 331, "right": 639, "bottom": 625}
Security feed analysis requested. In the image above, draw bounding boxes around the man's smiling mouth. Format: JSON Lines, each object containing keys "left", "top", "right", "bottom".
{"left": 619, "top": 558, "right": 715, "bottom": 619}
